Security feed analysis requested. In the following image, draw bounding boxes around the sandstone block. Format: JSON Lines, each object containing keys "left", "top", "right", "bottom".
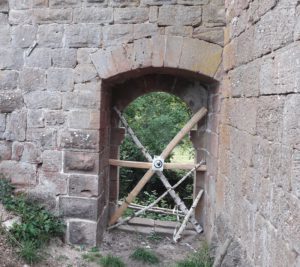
{"left": 0, "top": 25, "right": 10, "bottom": 46}
{"left": 0, "top": 1, "right": 8, "bottom": 12}
{"left": 110, "top": 44, "right": 133, "bottom": 74}
{"left": 179, "top": 38, "right": 222, "bottom": 77}
{"left": 283, "top": 94, "right": 300, "bottom": 150}
{"left": 228, "top": 98, "right": 257, "bottom": 135}
{"left": 149, "top": 6, "right": 157, "bottom": 22}
{"left": 0, "top": 71, "right": 19, "bottom": 90}
{"left": 229, "top": 60, "right": 259, "bottom": 97}
{"left": 0, "top": 48, "right": 24, "bottom": 70}
{"left": 109, "top": 0, "right": 138, "bottom": 7}
{"left": 25, "top": 48, "right": 51, "bottom": 69}
{"left": 68, "top": 219, "right": 98, "bottom": 246}
{"left": 42, "top": 150, "right": 62, "bottom": 172}
{"left": 74, "top": 64, "right": 98, "bottom": 83}
{"left": 165, "top": 26, "right": 193, "bottom": 37}
{"left": 63, "top": 90, "right": 99, "bottom": 110}
{"left": 102, "top": 24, "right": 133, "bottom": 47}
{"left": 59, "top": 130, "right": 99, "bottom": 151}
{"left": 64, "top": 151, "right": 99, "bottom": 174}
{"left": 33, "top": 8, "right": 72, "bottom": 23}
{"left": 77, "top": 48, "right": 98, "bottom": 64}
{"left": 177, "top": 0, "right": 209, "bottom": 4}
{"left": 74, "top": 82, "right": 100, "bottom": 91}
{"left": 4, "top": 110, "right": 27, "bottom": 141}
{"left": 0, "top": 141, "right": 12, "bottom": 161}
{"left": 0, "top": 161, "right": 37, "bottom": 185}
{"left": 164, "top": 36, "right": 183, "bottom": 68}
{"left": 291, "top": 150, "right": 300, "bottom": 198}
{"left": 37, "top": 24, "right": 64, "bottom": 48}
{"left": 9, "top": 10, "right": 32, "bottom": 25}
{"left": 256, "top": 96, "right": 284, "bottom": 142}
{"left": 158, "top": 6, "right": 202, "bottom": 26}
{"left": 59, "top": 196, "right": 99, "bottom": 220}
{"left": 193, "top": 26, "right": 224, "bottom": 46}
{"left": 24, "top": 114, "right": 42, "bottom": 134}
{"left": 151, "top": 35, "right": 166, "bottom": 67}
{"left": 26, "top": 128, "right": 57, "bottom": 149}
{"left": 44, "top": 110, "right": 65, "bottom": 126}
{"left": 0, "top": 114, "right": 5, "bottom": 132}
{"left": 133, "top": 38, "right": 152, "bottom": 69}
{"left": 259, "top": 57, "right": 275, "bottom": 95}
{"left": 114, "top": 8, "right": 148, "bottom": 24}
{"left": 65, "top": 24, "right": 102, "bottom": 48}
{"left": 69, "top": 174, "right": 99, "bottom": 197}
{"left": 90, "top": 49, "right": 118, "bottom": 79}
{"left": 38, "top": 170, "right": 68, "bottom": 196}
{"left": 202, "top": 4, "right": 225, "bottom": 27}
{"left": 274, "top": 43, "right": 300, "bottom": 94}
{"left": 20, "top": 142, "right": 42, "bottom": 164}
{"left": 49, "top": 0, "right": 79, "bottom": 7}
{"left": 19, "top": 68, "right": 46, "bottom": 92}
{"left": 133, "top": 23, "right": 158, "bottom": 39}
{"left": 73, "top": 7, "right": 113, "bottom": 23}
{"left": 47, "top": 68, "right": 74, "bottom": 92}
{"left": 141, "top": 0, "right": 176, "bottom": 5}
{"left": 68, "top": 110, "right": 100, "bottom": 129}
{"left": 11, "top": 141, "right": 24, "bottom": 161}
{"left": 0, "top": 91, "right": 24, "bottom": 113}
{"left": 24, "top": 91, "right": 61, "bottom": 109}
{"left": 0, "top": 13, "right": 8, "bottom": 25}
{"left": 11, "top": 25, "right": 36, "bottom": 48}
{"left": 32, "top": 0, "right": 49, "bottom": 8}
{"left": 8, "top": 0, "right": 31, "bottom": 10}
{"left": 51, "top": 49, "right": 77, "bottom": 68}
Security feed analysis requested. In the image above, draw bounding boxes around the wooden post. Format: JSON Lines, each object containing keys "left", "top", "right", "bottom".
{"left": 109, "top": 107, "right": 207, "bottom": 226}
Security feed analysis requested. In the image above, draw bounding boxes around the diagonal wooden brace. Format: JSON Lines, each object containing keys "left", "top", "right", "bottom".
{"left": 109, "top": 107, "right": 207, "bottom": 230}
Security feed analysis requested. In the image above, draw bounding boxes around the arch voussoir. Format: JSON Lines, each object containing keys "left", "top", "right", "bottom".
{"left": 90, "top": 35, "right": 222, "bottom": 81}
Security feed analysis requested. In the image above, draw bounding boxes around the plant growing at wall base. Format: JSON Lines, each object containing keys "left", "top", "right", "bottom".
{"left": 99, "top": 254, "right": 126, "bottom": 267}
{"left": 175, "top": 243, "right": 213, "bottom": 267}
{"left": 0, "top": 178, "right": 65, "bottom": 264}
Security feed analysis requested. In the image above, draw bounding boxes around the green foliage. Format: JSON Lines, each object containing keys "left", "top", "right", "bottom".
{"left": 82, "top": 249, "right": 102, "bottom": 262}
{"left": 99, "top": 254, "right": 126, "bottom": 267}
{"left": 18, "top": 240, "right": 42, "bottom": 264}
{"left": 0, "top": 178, "right": 65, "bottom": 264}
{"left": 119, "top": 92, "right": 195, "bottom": 208}
{"left": 175, "top": 243, "right": 213, "bottom": 267}
{"left": 130, "top": 247, "right": 160, "bottom": 265}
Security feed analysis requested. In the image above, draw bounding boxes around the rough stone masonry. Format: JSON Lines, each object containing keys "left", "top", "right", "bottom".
{"left": 0, "top": 0, "right": 299, "bottom": 266}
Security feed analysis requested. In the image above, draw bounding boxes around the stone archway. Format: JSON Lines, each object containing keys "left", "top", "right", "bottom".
{"left": 75, "top": 35, "right": 223, "bottom": 246}
{"left": 59, "top": 35, "right": 222, "bottom": 246}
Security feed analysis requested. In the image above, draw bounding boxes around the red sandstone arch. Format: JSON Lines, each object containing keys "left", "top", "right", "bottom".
{"left": 90, "top": 35, "right": 222, "bottom": 233}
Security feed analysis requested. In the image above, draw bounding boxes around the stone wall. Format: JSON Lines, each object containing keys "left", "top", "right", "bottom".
{"left": 214, "top": 0, "right": 300, "bottom": 266}
{"left": 0, "top": 0, "right": 224, "bottom": 246}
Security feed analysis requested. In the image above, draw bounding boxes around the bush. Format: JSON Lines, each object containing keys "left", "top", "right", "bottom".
{"left": 0, "top": 178, "right": 65, "bottom": 264}
{"left": 99, "top": 254, "right": 126, "bottom": 267}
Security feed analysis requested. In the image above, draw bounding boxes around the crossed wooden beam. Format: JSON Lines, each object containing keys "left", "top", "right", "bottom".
{"left": 109, "top": 107, "right": 207, "bottom": 236}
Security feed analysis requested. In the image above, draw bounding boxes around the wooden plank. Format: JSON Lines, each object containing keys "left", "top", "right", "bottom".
{"left": 109, "top": 107, "right": 207, "bottom": 226}
{"left": 109, "top": 159, "right": 207, "bottom": 171}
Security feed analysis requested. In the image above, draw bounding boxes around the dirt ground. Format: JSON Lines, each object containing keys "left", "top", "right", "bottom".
{"left": 0, "top": 203, "right": 204, "bottom": 267}
{"left": 0, "top": 229, "right": 204, "bottom": 267}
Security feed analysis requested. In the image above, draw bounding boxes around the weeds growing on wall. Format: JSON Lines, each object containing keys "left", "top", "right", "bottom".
{"left": 0, "top": 178, "right": 65, "bottom": 264}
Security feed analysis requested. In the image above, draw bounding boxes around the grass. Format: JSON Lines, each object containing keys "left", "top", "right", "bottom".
{"left": 0, "top": 178, "right": 65, "bottom": 264}
{"left": 82, "top": 247, "right": 102, "bottom": 262}
{"left": 175, "top": 243, "right": 213, "bottom": 267}
{"left": 130, "top": 247, "right": 160, "bottom": 265}
{"left": 99, "top": 254, "right": 126, "bottom": 267}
